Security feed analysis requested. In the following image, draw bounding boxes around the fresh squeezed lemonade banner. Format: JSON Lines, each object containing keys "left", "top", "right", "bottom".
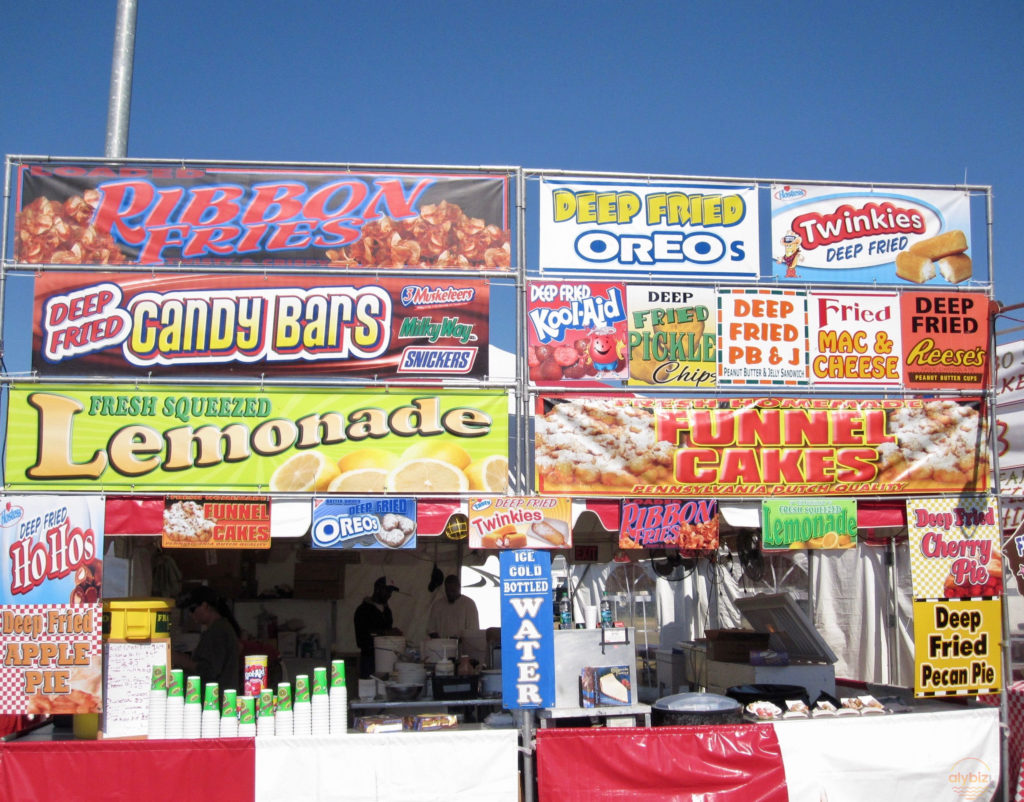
{"left": 538, "top": 178, "right": 760, "bottom": 279}
{"left": 32, "top": 272, "right": 491, "bottom": 380}
{"left": 534, "top": 395, "right": 989, "bottom": 497}
{"left": 760, "top": 498, "right": 857, "bottom": 551}
{"left": 468, "top": 497, "right": 571, "bottom": 550}
{"left": 5, "top": 385, "right": 509, "bottom": 493}
{"left": 15, "top": 163, "right": 511, "bottom": 269}
{"left": 770, "top": 184, "right": 977, "bottom": 285}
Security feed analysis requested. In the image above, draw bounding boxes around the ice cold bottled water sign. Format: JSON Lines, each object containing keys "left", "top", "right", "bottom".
{"left": 500, "top": 550, "right": 555, "bottom": 708}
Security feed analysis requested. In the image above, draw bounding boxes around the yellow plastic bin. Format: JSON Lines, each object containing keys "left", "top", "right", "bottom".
{"left": 102, "top": 598, "right": 175, "bottom": 641}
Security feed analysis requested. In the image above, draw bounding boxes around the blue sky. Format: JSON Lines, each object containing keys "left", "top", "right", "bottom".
{"left": 2, "top": 1, "right": 1023, "bottom": 346}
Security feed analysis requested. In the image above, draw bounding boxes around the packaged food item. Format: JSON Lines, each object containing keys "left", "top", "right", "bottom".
{"left": 811, "top": 700, "right": 836, "bottom": 718}
{"left": 405, "top": 713, "right": 458, "bottom": 731}
{"left": 783, "top": 699, "right": 809, "bottom": 719}
{"left": 355, "top": 715, "right": 404, "bottom": 734}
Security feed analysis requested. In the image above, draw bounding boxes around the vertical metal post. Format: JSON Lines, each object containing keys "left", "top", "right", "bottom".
{"left": 105, "top": 0, "right": 138, "bottom": 158}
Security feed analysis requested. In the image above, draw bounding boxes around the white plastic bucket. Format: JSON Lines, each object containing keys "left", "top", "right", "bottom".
{"left": 373, "top": 636, "right": 406, "bottom": 676}
{"left": 422, "top": 638, "right": 459, "bottom": 664}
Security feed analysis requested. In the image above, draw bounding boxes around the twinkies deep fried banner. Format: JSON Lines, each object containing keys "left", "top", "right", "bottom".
{"left": 5, "top": 385, "right": 508, "bottom": 493}
{"left": 32, "top": 272, "right": 490, "bottom": 379}
{"left": 534, "top": 395, "right": 989, "bottom": 497}
{"left": 15, "top": 163, "right": 511, "bottom": 269}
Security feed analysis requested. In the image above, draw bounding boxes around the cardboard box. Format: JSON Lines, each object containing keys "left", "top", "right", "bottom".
{"left": 704, "top": 629, "right": 771, "bottom": 663}
{"left": 580, "top": 665, "right": 632, "bottom": 707}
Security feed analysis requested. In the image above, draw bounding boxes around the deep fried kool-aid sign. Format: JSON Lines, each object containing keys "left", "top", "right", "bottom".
{"left": 500, "top": 550, "right": 555, "bottom": 709}
{"left": 15, "top": 162, "right": 511, "bottom": 269}
{"left": 0, "top": 495, "right": 104, "bottom": 715}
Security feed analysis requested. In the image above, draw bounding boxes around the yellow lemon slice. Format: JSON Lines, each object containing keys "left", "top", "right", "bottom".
{"left": 386, "top": 458, "right": 470, "bottom": 493}
{"left": 400, "top": 440, "right": 472, "bottom": 470}
{"left": 337, "top": 448, "right": 400, "bottom": 473}
{"left": 269, "top": 452, "right": 340, "bottom": 492}
{"left": 820, "top": 531, "right": 840, "bottom": 549}
{"left": 327, "top": 468, "right": 390, "bottom": 493}
{"left": 465, "top": 455, "right": 509, "bottom": 492}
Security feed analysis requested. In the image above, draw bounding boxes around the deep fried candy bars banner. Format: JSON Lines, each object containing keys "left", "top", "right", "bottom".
{"left": 14, "top": 163, "right": 511, "bottom": 269}
{"left": 534, "top": 395, "right": 989, "bottom": 497}
{"left": 32, "top": 272, "right": 490, "bottom": 380}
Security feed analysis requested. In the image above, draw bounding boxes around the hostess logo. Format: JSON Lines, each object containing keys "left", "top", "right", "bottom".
{"left": 400, "top": 285, "right": 476, "bottom": 307}
{"left": 0, "top": 502, "right": 24, "bottom": 529}
{"left": 774, "top": 185, "right": 807, "bottom": 201}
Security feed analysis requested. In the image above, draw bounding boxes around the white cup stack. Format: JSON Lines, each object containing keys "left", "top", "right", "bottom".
{"left": 311, "top": 666, "right": 330, "bottom": 735}
{"left": 219, "top": 689, "right": 239, "bottom": 737}
{"left": 182, "top": 675, "right": 203, "bottom": 739}
{"left": 237, "top": 695, "right": 257, "bottom": 738}
{"left": 147, "top": 665, "right": 167, "bottom": 739}
{"left": 274, "top": 682, "right": 293, "bottom": 736}
{"left": 257, "top": 688, "right": 276, "bottom": 738}
{"left": 164, "top": 668, "right": 185, "bottom": 739}
{"left": 329, "top": 659, "right": 348, "bottom": 734}
{"left": 201, "top": 682, "right": 220, "bottom": 739}
{"left": 293, "top": 674, "right": 313, "bottom": 736}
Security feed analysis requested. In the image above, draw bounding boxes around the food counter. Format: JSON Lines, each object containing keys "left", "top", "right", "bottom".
{"left": 0, "top": 727, "right": 520, "bottom": 802}
{"left": 535, "top": 707, "right": 1000, "bottom": 801}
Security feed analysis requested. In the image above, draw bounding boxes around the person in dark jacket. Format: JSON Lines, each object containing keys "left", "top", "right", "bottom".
{"left": 172, "top": 585, "right": 242, "bottom": 691}
{"left": 353, "top": 576, "right": 401, "bottom": 678}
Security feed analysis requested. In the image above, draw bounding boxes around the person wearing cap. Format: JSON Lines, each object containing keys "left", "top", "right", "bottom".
{"left": 172, "top": 585, "right": 242, "bottom": 691}
{"left": 353, "top": 576, "right": 402, "bottom": 678}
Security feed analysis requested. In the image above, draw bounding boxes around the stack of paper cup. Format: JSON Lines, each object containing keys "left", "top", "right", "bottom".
{"left": 311, "top": 666, "right": 330, "bottom": 735}
{"left": 183, "top": 675, "right": 203, "bottom": 739}
{"left": 147, "top": 665, "right": 167, "bottom": 739}
{"left": 201, "top": 682, "right": 220, "bottom": 738}
{"left": 329, "top": 659, "right": 348, "bottom": 734}
{"left": 237, "top": 695, "right": 257, "bottom": 738}
{"left": 165, "top": 669, "right": 185, "bottom": 739}
{"left": 275, "top": 682, "right": 293, "bottom": 736}
{"left": 257, "top": 688, "right": 275, "bottom": 738}
{"left": 293, "top": 674, "right": 312, "bottom": 736}
{"left": 219, "top": 689, "right": 239, "bottom": 737}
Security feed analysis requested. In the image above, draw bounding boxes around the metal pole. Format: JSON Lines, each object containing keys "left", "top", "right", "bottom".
{"left": 105, "top": 0, "right": 138, "bottom": 158}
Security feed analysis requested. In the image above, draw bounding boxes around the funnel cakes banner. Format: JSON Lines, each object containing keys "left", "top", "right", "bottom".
{"left": 32, "top": 272, "right": 490, "bottom": 380}
{"left": 534, "top": 395, "right": 989, "bottom": 497}
{"left": 14, "top": 163, "right": 511, "bottom": 269}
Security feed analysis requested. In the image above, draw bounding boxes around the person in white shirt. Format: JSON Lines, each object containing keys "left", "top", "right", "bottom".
{"left": 427, "top": 574, "right": 480, "bottom": 641}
